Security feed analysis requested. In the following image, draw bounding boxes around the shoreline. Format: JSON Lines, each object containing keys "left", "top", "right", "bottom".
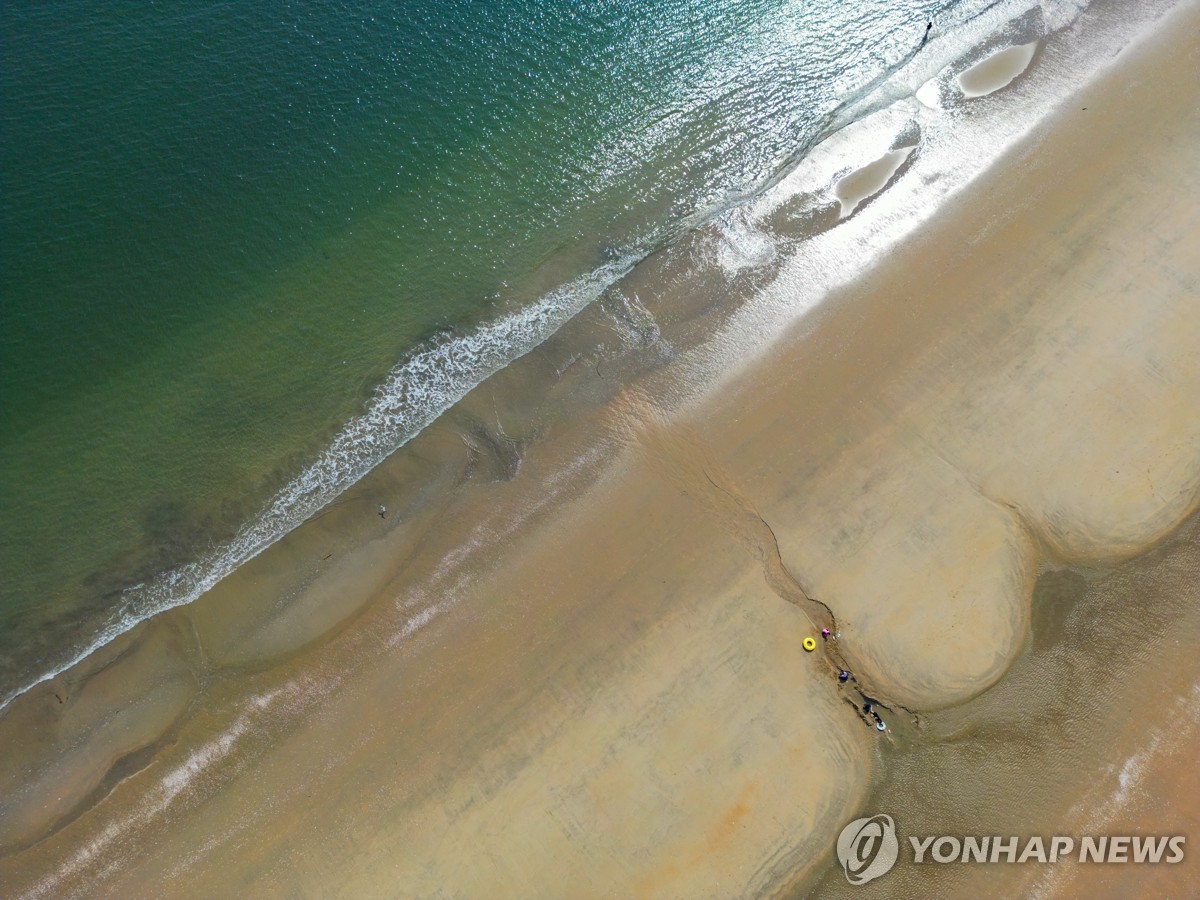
{"left": 2, "top": 0, "right": 1198, "bottom": 894}
{"left": 0, "top": 0, "right": 1123, "bottom": 713}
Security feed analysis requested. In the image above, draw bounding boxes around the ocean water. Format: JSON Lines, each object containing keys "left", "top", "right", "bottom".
{"left": 1, "top": 0, "right": 1046, "bottom": 707}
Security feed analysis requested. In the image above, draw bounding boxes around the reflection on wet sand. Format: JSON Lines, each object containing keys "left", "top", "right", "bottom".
{"left": 1, "top": 1, "right": 1197, "bottom": 896}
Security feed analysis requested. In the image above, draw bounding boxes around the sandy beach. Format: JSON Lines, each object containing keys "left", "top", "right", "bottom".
{"left": 2, "top": 0, "right": 1198, "bottom": 896}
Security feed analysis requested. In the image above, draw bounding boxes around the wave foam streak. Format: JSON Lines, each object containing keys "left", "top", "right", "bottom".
{"left": 1, "top": 258, "right": 634, "bottom": 713}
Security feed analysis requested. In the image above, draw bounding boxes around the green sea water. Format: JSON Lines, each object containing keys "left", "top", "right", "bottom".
{"left": 1, "top": 0, "right": 965, "bottom": 702}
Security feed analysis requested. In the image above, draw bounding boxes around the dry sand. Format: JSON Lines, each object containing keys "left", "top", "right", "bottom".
{"left": 1, "top": 1, "right": 1198, "bottom": 896}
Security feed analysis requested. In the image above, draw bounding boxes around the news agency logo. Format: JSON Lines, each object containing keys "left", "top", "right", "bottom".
{"left": 836, "top": 813, "right": 1188, "bottom": 885}
{"left": 836, "top": 815, "right": 899, "bottom": 885}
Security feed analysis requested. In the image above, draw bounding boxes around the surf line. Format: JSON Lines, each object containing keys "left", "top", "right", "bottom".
{"left": 0, "top": 255, "right": 644, "bottom": 717}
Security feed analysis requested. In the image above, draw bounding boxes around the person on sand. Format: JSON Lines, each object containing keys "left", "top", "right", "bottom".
{"left": 378, "top": 504, "right": 387, "bottom": 519}
{"left": 838, "top": 670, "right": 849, "bottom": 683}
{"left": 821, "top": 628, "right": 831, "bottom": 640}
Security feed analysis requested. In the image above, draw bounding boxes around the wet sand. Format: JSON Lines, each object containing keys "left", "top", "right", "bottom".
{"left": 811, "top": 511, "right": 1200, "bottom": 898}
{"left": 958, "top": 42, "right": 1038, "bottom": 97}
{"left": 2, "top": 0, "right": 1198, "bottom": 896}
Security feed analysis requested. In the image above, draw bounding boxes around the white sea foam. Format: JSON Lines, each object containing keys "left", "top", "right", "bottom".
{"left": 0, "top": 0, "right": 1157, "bottom": 718}
{"left": 7, "top": 2, "right": 1188, "bottom": 895}
{"left": 0, "top": 258, "right": 634, "bottom": 714}
{"left": 680, "top": 0, "right": 1181, "bottom": 403}
{"left": 713, "top": 210, "right": 778, "bottom": 275}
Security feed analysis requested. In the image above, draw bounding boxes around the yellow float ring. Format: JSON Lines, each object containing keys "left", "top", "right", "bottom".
{"left": 802, "top": 636, "right": 817, "bottom": 652}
